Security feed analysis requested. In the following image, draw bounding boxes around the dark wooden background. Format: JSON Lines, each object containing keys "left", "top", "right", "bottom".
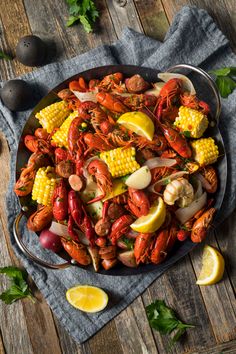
{"left": 0, "top": 1, "right": 236, "bottom": 353}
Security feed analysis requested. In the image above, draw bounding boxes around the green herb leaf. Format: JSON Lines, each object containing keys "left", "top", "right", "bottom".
{"left": 215, "top": 76, "right": 236, "bottom": 98}
{"left": 65, "top": 0, "right": 99, "bottom": 32}
{"left": 146, "top": 300, "right": 195, "bottom": 345}
{"left": 209, "top": 67, "right": 236, "bottom": 98}
{"left": 183, "top": 131, "right": 191, "bottom": 138}
{"left": 0, "top": 50, "right": 12, "bottom": 60}
{"left": 209, "top": 67, "right": 231, "bottom": 76}
{"left": 0, "top": 266, "right": 35, "bottom": 305}
{"left": 121, "top": 236, "right": 134, "bottom": 250}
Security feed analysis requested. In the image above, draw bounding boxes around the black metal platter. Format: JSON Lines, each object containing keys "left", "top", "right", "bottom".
{"left": 14, "top": 65, "right": 227, "bottom": 276}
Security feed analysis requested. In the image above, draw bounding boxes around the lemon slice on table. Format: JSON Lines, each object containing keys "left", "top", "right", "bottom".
{"left": 117, "top": 111, "right": 154, "bottom": 141}
{"left": 66, "top": 285, "right": 108, "bottom": 313}
{"left": 130, "top": 197, "right": 166, "bottom": 233}
{"left": 196, "top": 245, "right": 225, "bottom": 285}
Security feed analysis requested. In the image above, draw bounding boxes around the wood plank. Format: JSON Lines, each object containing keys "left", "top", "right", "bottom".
{"left": 0, "top": 0, "right": 32, "bottom": 77}
{"left": 53, "top": 315, "right": 83, "bottom": 354}
{"left": 0, "top": 330, "right": 6, "bottom": 354}
{"left": 191, "top": 338, "right": 236, "bottom": 354}
{"left": 142, "top": 256, "right": 216, "bottom": 354}
{"left": 0, "top": 219, "right": 34, "bottom": 354}
{"left": 114, "top": 297, "right": 158, "bottom": 354}
{"left": 190, "top": 232, "right": 236, "bottom": 343}
{"left": 216, "top": 209, "right": 236, "bottom": 290}
{"left": 161, "top": 0, "right": 236, "bottom": 51}
{"left": 23, "top": 0, "right": 117, "bottom": 61}
{"left": 106, "top": 0, "right": 143, "bottom": 38}
{"left": 0, "top": 133, "right": 63, "bottom": 354}
{"left": 89, "top": 321, "right": 123, "bottom": 354}
{"left": 134, "top": 0, "right": 170, "bottom": 41}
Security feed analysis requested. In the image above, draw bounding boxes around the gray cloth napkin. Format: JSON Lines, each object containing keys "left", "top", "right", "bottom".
{"left": 0, "top": 6, "right": 235, "bottom": 343}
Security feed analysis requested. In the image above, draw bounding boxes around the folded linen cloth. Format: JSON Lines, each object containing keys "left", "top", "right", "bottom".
{"left": 0, "top": 6, "right": 235, "bottom": 343}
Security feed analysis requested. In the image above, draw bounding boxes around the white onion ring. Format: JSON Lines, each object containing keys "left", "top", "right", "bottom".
{"left": 71, "top": 90, "right": 98, "bottom": 102}
{"left": 148, "top": 171, "right": 189, "bottom": 194}
{"left": 196, "top": 173, "right": 212, "bottom": 192}
{"left": 143, "top": 157, "right": 177, "bottom": 169}
{"left": 157, "top": 72, "right": 196, "bottom": 95}
{"left": 194, "top": 179, "right": 203, "bottom": 200}
{"left": 49, "top": 221, "right": 89, "bottom": 246}
{"left": 175, "top": 192, "right": 207, "bottom": 224}
{"left": 145, "top": 82, "right": 165, "bottom": 96}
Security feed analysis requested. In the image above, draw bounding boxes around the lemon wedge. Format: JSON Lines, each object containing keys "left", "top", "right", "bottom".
{"left": 66, "top": 285, "right": 108, "bottom": 313}
{"left": 196, "top": 245, "right": 225, "bottom": 285}
{"left": 130, "top": 197, "right": 166, "bottom": 233}
{"left": 117, "top": 111, "right": 154, "bottom": 141}
{"left": 103, "top": 179, "right": 127, "bottom": 201}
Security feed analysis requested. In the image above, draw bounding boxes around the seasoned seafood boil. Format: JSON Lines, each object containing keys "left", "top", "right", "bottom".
{"left": 14, "top": 71, "right": 219, "bottom": 271}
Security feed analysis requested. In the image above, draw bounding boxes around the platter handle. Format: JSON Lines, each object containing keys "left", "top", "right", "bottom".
{"left": 13, "top": 210, "right": 71, "bottom": 269}
{"left": 166, "top": 64, "right": 221, "bottom": 124}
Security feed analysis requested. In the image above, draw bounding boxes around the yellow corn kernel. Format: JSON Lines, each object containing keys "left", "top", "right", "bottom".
{"left": 32, "top": 166, "right": 57, "bottom": 206}
{"left": 100, "top": 147, "right": 140, "bottom": 178}
{"left": 191, "top": 138, "right": 219, "bottom": 166}
{"left": 174, "top": 106, "right": 208, "bottom": 138}
{"left": 51, "top": 111, "right": 78, "bottom": 148}
{"left": 35, "top": 101, "right": 71, "bottom": 133}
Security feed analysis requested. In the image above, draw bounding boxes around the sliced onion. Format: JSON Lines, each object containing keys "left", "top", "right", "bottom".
{"left": 194, "top": 179, "right": 203, "bottom": 200}
{"left": 71, "top": 90, "right": 97, "bottom": 103}
{"left": 157, "top": 72, "right": 196, "bottom": 95}
{"left": 148, "top": 171, "right": 189, "bottom": 194}
{"left": 145, "top": 82, "right": 165, "bottom": 96}
{"left": 144, "top": 157, "right": 177, "bottom": 169}
{"left": 196, "top": 173, "right": 212, "bottom": 192}
{"left": 175, "top": 192, "right": 207, "bottom": 224}
{"left": 49, "top": 221, "right": 89, "bottom": 246}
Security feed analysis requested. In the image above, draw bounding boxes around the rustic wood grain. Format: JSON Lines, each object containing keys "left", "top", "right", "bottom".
{"left": 106, "top": 0, "right": 143, "bottom": 37}
{"left": 89, "top": 321, "right": 123, "bottom": 354}
{"left": 191, "top": 233, "right": 236, "bottom": 343}
{"left": 114, "top": 297, "right": 158, "bottom": 354}
{"left": 134, "top": 0, "right": 170, "bottom": 41}
{"left": 142, "top": 255, "right": 216, "bottom": 354}
{"left": 0, "top": 0, "right": 32, "bottom": 77}
{"left": 1, "top": 1, "right": 236, "bottom": 353}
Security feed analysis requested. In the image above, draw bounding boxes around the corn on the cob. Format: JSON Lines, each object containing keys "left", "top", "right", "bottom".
{"left": 35, "top": 101, "right": 70, "bottom": 133}
{"left": 191, "top": 138, "right": 219, "bottom": 166}
{"left": 51, "top": 111, "right": 78, "bottom": 148}
{"left": 32, "top": 166, "right": 57, "bottom": 206}
{"left": 174, "top": 106, "right": 208, "bottom": 138}
{"left": 100, "top": 147, "right": 140, "bottom": 178}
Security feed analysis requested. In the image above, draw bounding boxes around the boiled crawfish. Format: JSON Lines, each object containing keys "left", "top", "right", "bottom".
{"left": 61, "top": 238, "right": 91, "bottom": 266}
{"left": 27, "top": 205, "right": 53, "bottom": 232}
{"left": 127, "top": 188, "right": 150, "bottom": 218}
{"left": 96, "top": 92, "right": 128, "bottom": 113}
{"left": 52, "top": 179, "right": 68, "bottom": 221}
{"left": 87, "top": 159, "right": 113, "bottom": 204}
{"left": 109, "top": 214, "right": 133, "bottom": 245}
{"left": 191, "top": 207, "right": 216, "bottom": 243}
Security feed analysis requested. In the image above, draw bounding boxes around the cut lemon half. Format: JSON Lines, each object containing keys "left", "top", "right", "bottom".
{"left": 130, "top": 197, "right": 166, "bottom": 233}
{"left": 117, "top": 111, "right": 154, "bottom": 141}
{"left": 66, "top": 285, "right": 108, "bottom": 313}
{"left": 196, "top": 245, "right": 225, "bottom": 285}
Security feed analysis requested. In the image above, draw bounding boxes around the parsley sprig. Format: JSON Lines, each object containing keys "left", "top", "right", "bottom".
{"left": 146, "top": 300, "right": 195, "bottom": 347}
{"left": 0, "top": 266, "right": 35, "bottom": 304}
{"left": 209, "top": 67, "right": 236, "bottom": 98}
{"left": 0, "top": 50, "right": 12, "bottom": 60}
{"left": 65, "top": 0, "right": 99, "bottom": 33}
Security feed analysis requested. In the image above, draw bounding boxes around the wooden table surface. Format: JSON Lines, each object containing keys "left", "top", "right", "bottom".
{"left": 1, "top": 1, "right": 236, "bottom": 353}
